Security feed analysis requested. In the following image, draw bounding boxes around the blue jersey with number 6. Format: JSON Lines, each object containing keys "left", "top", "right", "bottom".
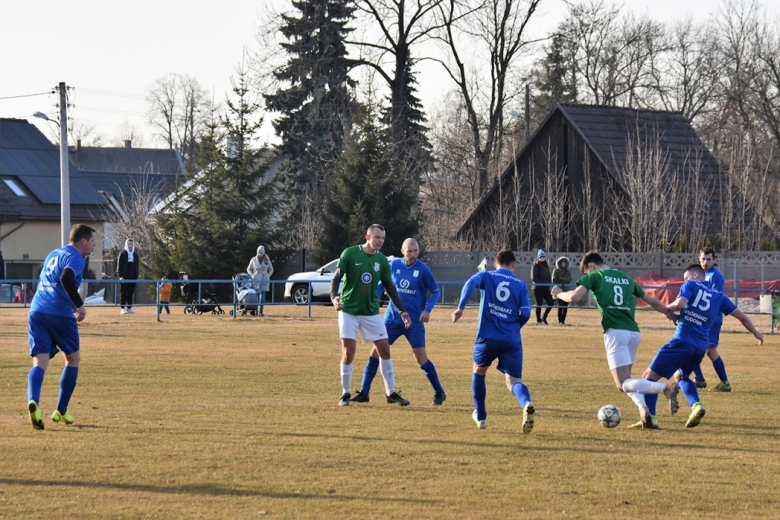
{"left": 458, "top": 269, "right": 531, "bottom": 343}
{"left": 673, "top": 279, "right": 736, "bottom": 350}
{"left": 30, "top": 245, "right": 86, "bottom": 318}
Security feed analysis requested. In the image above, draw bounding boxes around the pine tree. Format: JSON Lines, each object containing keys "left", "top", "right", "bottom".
{"left": 265, "top": 0, "right": 356, "bottom": 248}
{"left": 154, "top": 67, "right": 274, "bottom": 284}
{"left": 534, "top": 31, "right": 578, "bottom": 116}
{"left": 319, "top": 99, "right": 418, "bottom": 261}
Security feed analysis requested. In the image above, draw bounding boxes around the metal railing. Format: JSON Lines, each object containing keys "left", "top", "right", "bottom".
{"left": 1, "top": 277, "right": 777, "bottom": 330}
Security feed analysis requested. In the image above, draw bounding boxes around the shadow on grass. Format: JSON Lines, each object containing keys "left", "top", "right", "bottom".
{"left": 0, "top": 478, "right": 440, "bottom": 503}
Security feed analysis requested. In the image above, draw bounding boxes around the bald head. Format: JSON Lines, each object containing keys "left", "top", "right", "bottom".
{"left": 401, "top": 238, "right": 419, "bottom": 265}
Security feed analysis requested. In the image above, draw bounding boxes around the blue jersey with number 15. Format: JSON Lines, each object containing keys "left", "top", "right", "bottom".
{"left": 30, "top": 245, "right": 86, "bottom": 318}
{"left": 458, "top": 269, "right": 531, "bottom": 343}
{"left": 673, "top": 279, "right": 736, "bottom": 351}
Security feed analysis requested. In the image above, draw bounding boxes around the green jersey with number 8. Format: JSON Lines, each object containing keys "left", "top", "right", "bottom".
{"left": 576, "top": 268, "right": 645, "bottom": 333}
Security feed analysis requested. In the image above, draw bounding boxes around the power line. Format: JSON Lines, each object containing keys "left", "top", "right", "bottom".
{"left": 0, "top": 91, "right": 52, "bottom": 101}
{"left": 77, "top": 88, "right": 145, "bottom": 100}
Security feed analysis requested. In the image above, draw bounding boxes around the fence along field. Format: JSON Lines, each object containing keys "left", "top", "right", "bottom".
{"left": 0, "top": 305, "right": 778, "bottom": 518}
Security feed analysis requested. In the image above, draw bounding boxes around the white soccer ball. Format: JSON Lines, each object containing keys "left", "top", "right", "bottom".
{"left": 597, "top": 405, "right": 622, "bottom": 428}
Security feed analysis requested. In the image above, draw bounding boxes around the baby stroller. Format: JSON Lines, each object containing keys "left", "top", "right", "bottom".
{"left": 231, "top": 273, "right": 259, "bottom": 316}
{"left": 184, "top": 287, "right": 225, "bottom": 315}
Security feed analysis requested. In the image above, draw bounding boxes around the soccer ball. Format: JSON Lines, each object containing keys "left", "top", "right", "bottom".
{"left": 597, "top": 405, "right": 622, "bottom": 428}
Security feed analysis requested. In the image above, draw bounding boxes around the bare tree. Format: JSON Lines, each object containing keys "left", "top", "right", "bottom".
{"left": 146, "top": 73, "right": 208, "bottom": 170}
{"left": 113, "top": 119, "right": 145, "bottom": 148}
{"left": 434, "top": 0, "right": 542, "bottom": 197}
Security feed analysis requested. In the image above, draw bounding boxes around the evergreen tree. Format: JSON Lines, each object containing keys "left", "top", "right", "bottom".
{"left": 383, "top": 56, "right": 434, "bottom": 189}
{"left": 320, "top": 100, "right": 418, "bottom": 261}
{"left": 533, "top": 31, "right": 578, "bottom": 117}
{"left": 153, "top": 67, "right": 274, "bottom": 285}
{"left": 265, "top": 0, "right": 356, "bottom": 248}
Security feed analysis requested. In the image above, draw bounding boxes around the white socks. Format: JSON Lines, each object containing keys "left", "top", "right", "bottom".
{"left": 627, "top": 391, "right": 647, "bottom": 411}
{"left": 379, "top": 358, "right": 396, "bottom": 395}
{"left": 340, "top": 362, "right": 352, "bottom": 394}
{"left": 623, "top": 377, "right": 667, "bottom": 394}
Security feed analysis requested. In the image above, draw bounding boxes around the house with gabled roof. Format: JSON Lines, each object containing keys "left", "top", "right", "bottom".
{"left": 0, "top": 118, "right": 183, "bottom": 284}
{"left": 458, "top": 103, "right": 730, "bottom": 252}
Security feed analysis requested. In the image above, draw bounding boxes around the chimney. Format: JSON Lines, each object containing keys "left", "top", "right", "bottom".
{"left": 75, "top": 139, "right": 82, "bottom": 167}
{"left": 125, "top": 140, "right": 132, "bottom": 149}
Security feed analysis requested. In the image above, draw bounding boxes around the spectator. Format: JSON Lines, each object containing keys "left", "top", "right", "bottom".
{"left": 247, "top": 246, "right": 274, "bottom": 316}
{"left": 552, "top": 256, "right": 572, "bottom": 325}
{"left": 14, "top": 282, "right": 35, "bottom": 304}
{"left": 117, "top": 238, "right": 140, "bottom": 315}
{"left": 180, "top": 272, "right": 197, "bottom": 302}
{"left": 531, "top": 249, "right": 554, "bottom": 325}
{"left": 158, "top": 277, "right": 172, "bottom": 315}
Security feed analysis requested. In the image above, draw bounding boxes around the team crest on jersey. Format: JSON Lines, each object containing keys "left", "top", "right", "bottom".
{"left": 361, "top": 272, "right": 373, "bottom": 284}
{"left": 373, "top": 262, "right": 380, "bottom": 272}
{"left": 413, "top": 270, "right": 419, "bottom": 278}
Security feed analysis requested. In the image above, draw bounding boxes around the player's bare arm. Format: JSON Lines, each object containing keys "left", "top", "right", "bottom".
{"left": 551, "top": 284, "right": 588, "bottom": 303}
{"left": 330, "top": 268, "right": 344, "bottom": 311}
{"left": 451, "top": 308, "right": 463, "bottom": 323}
{"left": 641, "top": 293, "right": 676, "bottom": 321}
{"left": 666, "top": 295, "right": 688, "bottom": 313}
{"left": 729, "top": 308, "right": 764, "bottom": 345}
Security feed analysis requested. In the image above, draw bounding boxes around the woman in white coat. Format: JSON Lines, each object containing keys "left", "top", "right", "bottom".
{"left": 247, "top": 245, "right": 274, "bottom": 316}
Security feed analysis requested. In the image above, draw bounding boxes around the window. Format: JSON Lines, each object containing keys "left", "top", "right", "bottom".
{"left": 3, "top": 178, "right": 28, "bottom": 197}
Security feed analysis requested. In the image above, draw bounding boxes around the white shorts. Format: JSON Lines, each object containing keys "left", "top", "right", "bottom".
{"left": 603, "top": 328, "right": 641, "bottom": 370}
{"left": 338, "top": 312, "right": 388, "bottom": 343}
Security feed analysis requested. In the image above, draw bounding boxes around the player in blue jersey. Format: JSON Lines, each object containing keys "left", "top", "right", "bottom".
{"left": 687, "top": 248, "right": 732, "bottom": 391}
{"left": 351, "top": 238, "right": 445, "bottom": 406}
{"left": 640, "top": 264, "right": 762, "bottom": 428}
{"left": 452, "top": 250, "right": 535, "bottom": 433}
{"left": 26, "top": 224, "right": 97, "bottom": 430}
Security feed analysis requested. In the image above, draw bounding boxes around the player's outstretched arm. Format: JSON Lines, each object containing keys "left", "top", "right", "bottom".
{"left": 642, "top": 294, "right": 677, "bottom": 321}
{"left": 551, "top": 285, "right": 587, "bottom": 303}
{"left": 729, "top": 308, "right": 764, "bottom": 345}
{"left": 453, "top": 275, "right": 480, "bottom": 323}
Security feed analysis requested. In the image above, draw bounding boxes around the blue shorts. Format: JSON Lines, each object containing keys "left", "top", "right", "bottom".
{"left": 649, "top": 338, "right": 706, "bottom": 380}
{"left": 708, "top": 321, "right": 722, "bottom": 348}
{"left": 28, "top": 312, "right": 80, "bottom": 357}
{"left": 386, "top": 320, "right": 425, "bottom": 348}
{"left": 473, "top": 338, "right": 524, "bottom": 379}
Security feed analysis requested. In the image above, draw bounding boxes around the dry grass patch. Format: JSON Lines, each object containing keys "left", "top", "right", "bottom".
{"left": 1, "top": 305, "right": 779, "bottom": 518}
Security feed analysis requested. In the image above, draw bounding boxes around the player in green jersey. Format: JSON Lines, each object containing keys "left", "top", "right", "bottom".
{"left": 552, "top": 251, "right": 680, "bottom": 429}
{"left": 330, "top": 224, "right": 413, "bottom": 407}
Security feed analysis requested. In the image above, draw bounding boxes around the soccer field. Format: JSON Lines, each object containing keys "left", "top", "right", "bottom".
{"left": 1, "top": 306, "right": 779, "bottom": 519}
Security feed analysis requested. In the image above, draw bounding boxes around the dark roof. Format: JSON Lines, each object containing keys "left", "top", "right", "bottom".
{"left": 72, "top": 145, "right": 181, "bottom": 175}
{"left": 0, "top": 118, "right": 106, "bottom": 207}
{"left": 559, "top": 104, "right": 720, "bottom": 186}
{"left": 83, "top": 170, "right": 180, "bottom": 202}
{"left": 459, "top": 103, "right": 722, "bottom": 237}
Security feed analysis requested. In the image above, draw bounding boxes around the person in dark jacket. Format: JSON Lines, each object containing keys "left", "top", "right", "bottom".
{"left": 117, "top": 238, "right": 140, "bottom": 314}
{"left": 552, "top": 256, "right": 572, "bottom": 325}
{"left": 531, "top": 249, "right": 553, "bottom": 324}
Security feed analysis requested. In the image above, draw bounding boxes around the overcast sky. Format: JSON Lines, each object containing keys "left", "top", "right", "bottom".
{"left": 1, "top": 0, "right": 774, "bottom": 148}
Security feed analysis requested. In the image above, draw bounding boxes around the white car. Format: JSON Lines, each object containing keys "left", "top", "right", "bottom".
{"left": 284, "top": 256, "right": 397, "bottom": 305}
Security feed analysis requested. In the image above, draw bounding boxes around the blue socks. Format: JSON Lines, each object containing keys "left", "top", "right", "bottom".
{"left": 678, "top": 377, "right": 701, "bottom": 406}
{"left": 359, "top": 356, "right": 380, "bottom": 395}
{"left": 56, "top": 366, "right": 79, "bottom": 414}
{"left": 27, "top": 366, "right": 45, "bottom": 404}
{"left": 712, "top": 357, "right": 729, "bottom": 384}
{"left": 472, "top": 373, "right": 487, "bottom": 420}
{"left": 420, "top": 360, "right": 444, "bottom": 393}
{"left": 511, "top": 382, "right": 531, "bottom": 408}
{"left": 644, "top": 377, "right": 659, "bottom": 415}
{"left": 692, "top": 364, "right": 705, "bottom": 382}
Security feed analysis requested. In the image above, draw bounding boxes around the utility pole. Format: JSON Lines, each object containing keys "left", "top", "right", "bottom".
{"left": 525, "top": 84, "right": 531, "bottom": 144}
{"left": 58, "top": 82, "right": 70, "bottom": 246}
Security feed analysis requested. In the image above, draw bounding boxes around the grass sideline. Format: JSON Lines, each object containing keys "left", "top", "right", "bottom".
{"left": 1, "top": 305, "right": 778, "bottom": 519}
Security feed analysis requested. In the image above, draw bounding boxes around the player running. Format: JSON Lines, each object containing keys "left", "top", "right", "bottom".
{"left": 552, "top": 251, "right": 680, "bottom": 430}
{"left": 331, "top": 224, "right": 412, "bottom": 407}
{"left": 26, "top": 224, "right": 96, "bottom": 430}
{"left": 640, "top": 264, "right": 762, "bottom": 428}
{"left": 352, "top": 238, "right": 445, "bottom": 406}
{"left": 452, "top": 250, "right": 535, "bottom": 433}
